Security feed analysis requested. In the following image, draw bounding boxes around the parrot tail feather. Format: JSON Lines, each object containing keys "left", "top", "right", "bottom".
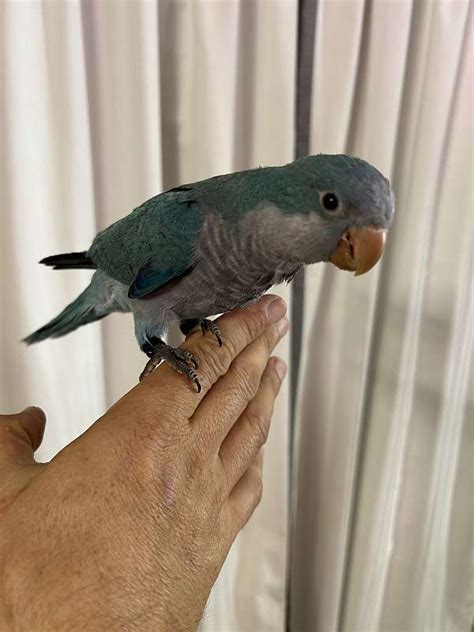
{"left": 23, "top": 291, "right": 106, "bottom": 344}
{"left": 40, "top": 251, "right": 96, "bottom": 270}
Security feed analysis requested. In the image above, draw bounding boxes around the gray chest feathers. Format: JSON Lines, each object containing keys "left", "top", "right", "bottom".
{"left": 163, "top": 209, "right": 301, "bottom": 319}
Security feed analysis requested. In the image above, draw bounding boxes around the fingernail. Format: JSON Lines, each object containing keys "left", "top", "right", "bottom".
{"left": 275, "top": 316, "right": 289, "bottom": 337}
{"left": 271, "top": 357, "right": 288, "bottom": 381}
{"left": 266, "top": 297, "right": 287, "bottom": 323}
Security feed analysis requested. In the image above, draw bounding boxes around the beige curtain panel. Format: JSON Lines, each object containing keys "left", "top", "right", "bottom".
{"left": 0, "top": 1, "right": 472, "bottom": 631}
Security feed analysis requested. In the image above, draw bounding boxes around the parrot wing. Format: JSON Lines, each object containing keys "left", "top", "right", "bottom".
{"left": 88, "top": 192, "right": 204, "bottom": 298}
{"left": 128, "top": 259, "right": 193, "bottom": 299}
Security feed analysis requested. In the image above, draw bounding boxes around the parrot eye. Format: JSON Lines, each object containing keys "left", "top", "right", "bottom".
{"left": 321, "top": 192, "right": 340, "bottom": 211}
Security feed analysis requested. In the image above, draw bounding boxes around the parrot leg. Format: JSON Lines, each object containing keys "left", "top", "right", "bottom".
{"left": 179, "top": 318, "right": 223, "bottom": 347}
{"left": 139, "top": 337, "right": 201, "bottom": 392}
{"left": 179, "top": 319, "right": 200, "bottom": 337}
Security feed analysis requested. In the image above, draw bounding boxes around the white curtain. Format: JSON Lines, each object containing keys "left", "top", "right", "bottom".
{"left": 291, "top": 1, "right": 473, "bottom": 631}
{"left": 0, "top": 2, "right": 471, "bottom": 631}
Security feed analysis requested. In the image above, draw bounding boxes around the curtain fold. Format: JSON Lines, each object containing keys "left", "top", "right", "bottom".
{"left": 0, "top": 1, "right": 106, "bottom": 459}
{"left": 80, "top": 0, "right": 163, "bottom": 402}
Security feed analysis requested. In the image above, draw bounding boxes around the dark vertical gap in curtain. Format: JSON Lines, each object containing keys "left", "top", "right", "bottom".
{"left": 157, "top": 0, "right": 180, "bottom": 190}
{"left": 287, "top": 1, "right": 317, "bottom": 630}
{"left": 290, "top": 0, "right": 317, "bottom": 422}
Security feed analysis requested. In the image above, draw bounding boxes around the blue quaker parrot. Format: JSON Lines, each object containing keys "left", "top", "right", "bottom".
{"left": 25, "top": 154, "right": 394, "bottom": 391}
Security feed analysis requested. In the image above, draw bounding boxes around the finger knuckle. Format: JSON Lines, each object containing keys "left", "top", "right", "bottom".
{"left": 245, "top": 408, "right": 270, "bottom": 448}
{"left": 231, "top": 357, "right": 260, "bottom": 400}
{"left": 264, "top": 324, "right": 280, "bottom": 353}
{"left": 200, "top": 342, "right": 234, "bottom": 384}
{"left": 264, "top": 369, "right": 282, "bottom": 396}
{"left": 241, "top": 310, "right": 267, "bottom": 344}
{"left": 234, "top": 478, "right": 264, "bottom": 529}
{"left": 250, "top": 476, "right": 263, "bottom": 508}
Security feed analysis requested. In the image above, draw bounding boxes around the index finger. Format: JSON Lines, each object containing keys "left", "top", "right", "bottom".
{"left": 137, "top": 294, "right": 287, "bottom": 417}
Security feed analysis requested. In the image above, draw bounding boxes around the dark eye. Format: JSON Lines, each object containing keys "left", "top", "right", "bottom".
{"left": 322, "top": 192, "right": 339, "bottom": 211}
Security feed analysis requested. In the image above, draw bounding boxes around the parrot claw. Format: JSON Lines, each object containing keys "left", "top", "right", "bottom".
{"left": 174, "top": 348, "right": 199, "bottom": 369}
{"left": 139, "top": 338, "right": 201, "bottom": 392}
{"left": 199, "top": 319, "right": 223, "bottom": 347}
{"left": 179, "top": 318, "right": 223, "bottom": 347}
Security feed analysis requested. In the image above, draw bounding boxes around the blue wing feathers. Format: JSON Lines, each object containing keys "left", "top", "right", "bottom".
{"left": 88, "top": 194, "right": 203, "bottom": 293}
{"left": 127, "top": 199, "right": 203, "bottom": 298}
{"left": 128, "top": 262, "right": 191, "bottom": 299}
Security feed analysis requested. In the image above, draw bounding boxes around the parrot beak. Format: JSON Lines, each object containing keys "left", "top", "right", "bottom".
{"left": 329, "top": 227, "right": 386, "bottom": 276}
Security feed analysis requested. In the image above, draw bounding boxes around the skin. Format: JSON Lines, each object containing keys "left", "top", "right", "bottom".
{"left": 0, "top": 294, "right": 289, "bottom": 631}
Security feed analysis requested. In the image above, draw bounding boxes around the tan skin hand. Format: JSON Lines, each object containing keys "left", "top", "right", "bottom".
{"left": 0, "top": 295, "right": 289, "bottom": 632}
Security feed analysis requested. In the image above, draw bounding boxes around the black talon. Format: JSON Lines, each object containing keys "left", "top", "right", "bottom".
{"left": 188, "top": 354, "right": 199, "bottom": 370}
{"left": 179, "top": 318, "right": 223, "bottom": 347}
{"left": 174, "top": 348, "right": 198, "bottom": 370}
{"left": 190, "top": 373, "right": 202, "bottom": 393}
{"left": 183, "top": 366, "right": 201, "bottom": 393}
{"left": 199, "top": 319, "right": 223, "bottom": 346}
{"left": 214, "top": 329, "right": 223, "bottom": 347}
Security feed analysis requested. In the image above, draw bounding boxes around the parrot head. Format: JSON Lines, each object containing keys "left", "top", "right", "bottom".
{"left": 283, "top": 154, "right": 395, "bottom": 275}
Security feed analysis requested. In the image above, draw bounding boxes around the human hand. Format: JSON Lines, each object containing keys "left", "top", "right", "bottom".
{"left": 0, "top": 295, "right": 288, "bottom": 631}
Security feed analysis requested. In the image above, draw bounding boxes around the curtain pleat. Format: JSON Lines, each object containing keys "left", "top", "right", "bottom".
{"left": 80, "top": 0, "right": 163, "bottom": 402}
{"left": 0, "top": 1, "right": 106, "bottom": 460}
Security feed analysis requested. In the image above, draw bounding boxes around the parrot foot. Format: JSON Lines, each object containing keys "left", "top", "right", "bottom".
{"left": 199, "top": 319, "right": 223, "bottom": 347}
{"left": 179, "top": 318, "right": 223, "bottom": 347}
{"left": 140, "top": 338, "right": 201, "bottom": 392}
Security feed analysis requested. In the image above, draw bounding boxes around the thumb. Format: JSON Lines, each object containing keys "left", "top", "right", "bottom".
{"left": 0, "top": 407, "right": 46, "bottom": 468}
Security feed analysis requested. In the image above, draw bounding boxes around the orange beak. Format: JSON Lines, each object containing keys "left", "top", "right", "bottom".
{"left": 329, "top": 228, "right": 386, "bottom": 276}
